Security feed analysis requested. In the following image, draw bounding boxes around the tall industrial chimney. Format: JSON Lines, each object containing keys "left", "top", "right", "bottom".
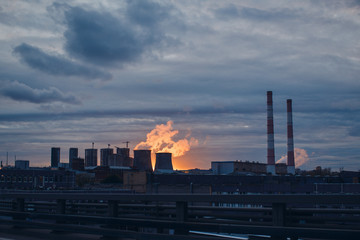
{"left": 287, "top": 99, "right": 295, "bottom": 174}
{"left": 133, "top": 150, "right": 152, "bottom": 172}
{"left": 267, "top": 91, "right": 276, "bottom": 174}
{"left": 155, "top": 152, "right": 173, "bottom": 173}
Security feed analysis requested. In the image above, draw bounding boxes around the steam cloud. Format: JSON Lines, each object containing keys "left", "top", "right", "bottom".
{"left": 134, "top": 121, "right": 198, "bottom": 157}
{"left": 276, "top": 148, "right": 310, "bottom": 168}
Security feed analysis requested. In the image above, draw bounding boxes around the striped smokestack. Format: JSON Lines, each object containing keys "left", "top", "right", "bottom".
{"left": 267, "top": 91, "right": 275, "bottom": 174}
{"left": 267, "top": 91, "right": 276, "bottom": 174}
{"left": 287, "top": 99, "right": 295, "bottom": 174}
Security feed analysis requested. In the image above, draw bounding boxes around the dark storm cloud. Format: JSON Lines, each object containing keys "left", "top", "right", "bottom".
{"left": 62, "top": 0, "right": 176, "bottom": 66}
{"left": 0, "top": 81, "right": 81, "bottom": 104}
{"left": 13, "top": 43, "right": 111, "bottom": 80}
{"left": 64, "top": 7, "right": 142, "bottom": 65}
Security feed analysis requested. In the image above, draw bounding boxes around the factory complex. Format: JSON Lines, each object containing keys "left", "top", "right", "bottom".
{"left": 1, "top": 92, "right": 359, "bottom": 194}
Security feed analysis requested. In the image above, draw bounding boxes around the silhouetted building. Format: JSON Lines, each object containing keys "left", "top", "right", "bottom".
{"left": 133, "top": 150, "right": 152, "bottom": 172}
{"left": 59, "top": 163, "right": 69, "bottom": 169}
{"left": 0, "top": 168, "right": 75, "bottom": 190}
{"left": 275, "top": 163, "right": 287, "bottom": 175}
{"left": 117, "top": 148, "right": 130, "bottom": 158}
{"left": 108, "top": 154, "right": 131, "bottom": 167}
{"left": 71, "top": 157, "right": 85, "bottom": 171}
{"left": 212, "top": 161, "right": 289, "bottom": 175}
{"left": 69, "top": 148, "right": 78, "bottom": 168}
{"left": 123, "top": 171, "right": 148, "bottom": 193}
{"left": 155, "top": 153, "right": 173, "bottom": 172}
{"left": 100, "top": 148, "right": 113, "bottom": 166}
{"left": 15, "top": 160, "right": 29, "bottom": 169}
{"left": 85, "top": 149, "right": 97, "bottom": 167}
{"left": 86, "top": 165, "right": 131, "bottom": 183}
{"left": 51, "top": 147, "right": 60, "bottom": 168}
{"left": 147, "top": 174, "right": 360, "bottom": 195}
{"left": 106, "top": 148, "right": 133, "bottom": 167}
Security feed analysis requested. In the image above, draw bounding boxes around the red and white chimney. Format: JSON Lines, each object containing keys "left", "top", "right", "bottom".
{"left": 267, "top": 91, "right": 276, "bottom": 174}
{"left": 287, "top": 99, "right": 295, "bottom": 174}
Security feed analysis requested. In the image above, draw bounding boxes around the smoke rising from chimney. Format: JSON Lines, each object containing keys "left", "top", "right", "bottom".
{"left": 277, "top": 147, "right": 310, "bottom": 168}
{"left": 134, "top": 121, "right": 198, "bottom": 157}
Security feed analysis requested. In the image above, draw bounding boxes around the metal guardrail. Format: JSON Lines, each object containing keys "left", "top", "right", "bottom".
{"left": 1, "top": 192, "right": 360, "bottom": 203}
{"left": 0, "top": 193, "right": 359, "bottom": 239}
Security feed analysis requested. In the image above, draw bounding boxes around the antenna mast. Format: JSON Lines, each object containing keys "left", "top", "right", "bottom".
{"left": 123, "top": 141, "right": 130, "bottom": 148}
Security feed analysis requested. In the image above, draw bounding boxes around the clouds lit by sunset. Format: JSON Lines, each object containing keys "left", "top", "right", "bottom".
{"left": 0, "top": 1, "right": 359, "bottom": 170}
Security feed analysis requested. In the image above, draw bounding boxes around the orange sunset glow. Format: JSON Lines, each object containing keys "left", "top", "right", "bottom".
{"left": 134, "top": 121, "right": 199, "bottom": 169}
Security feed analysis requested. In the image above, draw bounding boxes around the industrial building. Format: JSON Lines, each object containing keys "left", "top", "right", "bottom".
{"left": 154, "top": 152, "right": 173, "bottom": 173}
{"left": 3, "top": 91, "right": 357, "bottom": 197}
{"left": 263, "top": 91, "right": 297, "bottom": 175}
{"left": 46, "top": 92, "right": 295, "bottom": 176}
{"left": 133, "top": 150, "right": 152, "bottom": 171}
{"left": 211, "top": 161, "right": 287, "bottom": 175}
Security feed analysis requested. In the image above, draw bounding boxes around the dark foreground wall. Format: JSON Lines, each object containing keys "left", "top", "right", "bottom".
{"left": 149, "top": 174, "right": 360, "bottom": 194}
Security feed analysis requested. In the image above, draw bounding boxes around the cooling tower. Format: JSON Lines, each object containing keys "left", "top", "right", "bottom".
{"left": 133, "top": 150, "right": 152, "bottom": 171}
{"left": 155, "top": 152, "right": 173, "bottom": 172}
{"left": 287, "top": 99, "right": 295, "bottom": 174}
{"left": 266, "top": 91, "right": 276, "bottom": 174}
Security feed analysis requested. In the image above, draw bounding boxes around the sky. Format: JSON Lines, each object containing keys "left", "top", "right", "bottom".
{"left": 0, "top": 0, "right": 359, "bottom": 171}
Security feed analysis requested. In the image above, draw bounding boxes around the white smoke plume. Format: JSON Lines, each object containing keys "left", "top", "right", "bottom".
{"left": 276, "top": 148, "right": 310, "bottom": 168}
{"left": 134, "top": 121, "right": 198, "bottom": 157}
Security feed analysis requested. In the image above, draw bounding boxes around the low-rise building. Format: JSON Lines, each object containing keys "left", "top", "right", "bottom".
{"left": 0, "top": 168, "right": 75, "bottom": 190}
{"left": 212, "top": 161, "right": 290, "bottom": 175}
{"left": 15, "top": 160, "right": 30, "bottom": 170}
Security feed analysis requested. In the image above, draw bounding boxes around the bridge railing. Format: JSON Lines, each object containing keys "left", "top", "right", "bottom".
{"left": 0, "top": 192, "right": 359, "bottom": 239}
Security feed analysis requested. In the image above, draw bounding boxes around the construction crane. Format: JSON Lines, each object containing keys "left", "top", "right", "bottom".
{"left": 122, "top": 141, "right": 130, "bottom": 148}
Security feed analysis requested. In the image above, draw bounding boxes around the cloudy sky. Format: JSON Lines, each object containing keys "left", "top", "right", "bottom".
{"left": 0, "top": 0, "right": 359, "bottom": 171}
